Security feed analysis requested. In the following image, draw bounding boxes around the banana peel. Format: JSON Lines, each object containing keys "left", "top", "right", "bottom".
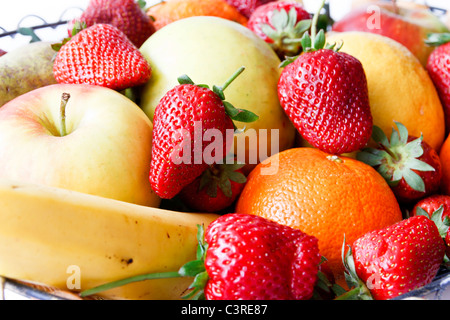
{"left": 0, "top": 179, "right": 219, "bottom": 300}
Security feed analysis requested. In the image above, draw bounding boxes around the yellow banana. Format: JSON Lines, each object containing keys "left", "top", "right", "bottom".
{"left": 0, "top": 179, "right": 220, "bottom": 300}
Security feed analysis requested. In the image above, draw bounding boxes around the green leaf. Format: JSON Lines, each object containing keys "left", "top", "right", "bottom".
{"left": 178, "top": 259, "right": 206, "bottom": 277}
{"left": 342, "top": 242, "right": 358, "bottom": 287}
{"left": 394, "top": 121, "right": 409, "bottom": 144}
{"left": 378, "top": 163, "right": 395, "bottom": 181}
{"left": 300, "top": 31, "right": 312, "bottom": 50}
{"left": 324, "top": 42, "right": 337, "bottom": 50}
{"left": 402, "top": 169, "right": 425, "bottom": 192}
{"left": 18, "top": 27, "right": 41, "bottom": 43}
{"left": 279, "top": 55, "right": 298, "bottom": 68}
{"left": 404, "top": 136, "right": 425, "bottom": 158}
{"left": 71, "top": 20, "right": 86, "bottom": 36}
{"left": 137, "top": 0, "right": 146, "bottom": 9}
{"left": 356, "top": 149, "right": 386, "bottom": 167}
{"left": 428, "top": 205, "right": 450, "bottom": 238}
{"left": 287, "top": 7, "right": 298, "bottom": 30}
{"left": 206, "top": 179, "right": 218, "bottom": 198}
{"left": 425, "top": 32, "right": 450, "bottom": 46}
{"left": 195, "top": 224, "right": 207, "bottom": 260}
{"left": 389, "top": 128, "right": 400, "bottom": 148}
{"left": 177, "top": 74, "right": 195, "bottom": 85}
{"left": 415, "top": 206, "right": 429, "bottom": 218}
{"left": 230, "top": 108, "right": 259, "bottom": 123}
{"left": 405, "top": 158, "right": 435, "bottom": 172}
{"left": 261, "top": 24, "right": 278, "bottom": 40}
{"left": 188, "top": 271, "right": 209, "bottom": 290}
{"left": 182, "top": 271, "right": 208, "bottom": 300}
{"left": 294, "top": 19, "right": 312, "bottom": 35}
{"left": 371, "top": 125, "right": 390, "bottom": 148}
{"left": 313, "top": 29, "right": 326, "bottom": 50}
{"left": 331, "top": 283, "right": 348, "bottom": 297}
{"left": 212, "top": 85, "right": 225, "bottom": 100}
{"left": 227, "top": 170, "right": 247, "bottom": 184}
{"left": 223, "top": 101, "right": 240, "bottom": 118}
{"left": 271, "top": 9, "right": 288, "bottom": 32}
{"left": 218, "top": 178, "right": 232, "bottom": 198}
{"left": 222, "top": 162, "right": 245, "bottom": 172}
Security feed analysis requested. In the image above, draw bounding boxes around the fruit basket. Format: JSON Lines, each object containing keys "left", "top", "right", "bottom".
{"left": 2, "top": 0, "right": 450, "bottom": 302}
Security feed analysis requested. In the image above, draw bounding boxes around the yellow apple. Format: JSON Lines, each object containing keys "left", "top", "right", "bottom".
{"left": 0, "top": 84, "right": 160, "bottom": 207}
{"left": 139, "top": 16, "right": 296, "bottom": 172}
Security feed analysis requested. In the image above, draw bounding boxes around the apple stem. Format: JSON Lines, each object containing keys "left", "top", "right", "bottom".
{"left": 60, "top": 93, "right": 70, "bottom": 137}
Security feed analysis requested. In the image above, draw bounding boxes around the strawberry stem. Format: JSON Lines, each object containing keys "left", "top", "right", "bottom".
{"left": 79, "top": 271, "right": 181, "bottom": 298}
{"left": 59, "top": 93, "right": 70, "bottom": 137}
{"left": 310, "top": 0, "right": 326, "bottom": 47}
{"left": 220, "top": 66, "right": 245, "bottom": 92}
{"left": 334, "top": 283, "right": 372, "bottom": 300}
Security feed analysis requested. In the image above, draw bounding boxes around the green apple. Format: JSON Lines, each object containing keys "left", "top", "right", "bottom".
{"left": 0, "top": 41, "right": 58, "bottom": 107}
{"left": 0, "top": 83, "right": 160, "bottom": 207}
{"left": 139, "top": 16, "right": 296, "bottom": 172}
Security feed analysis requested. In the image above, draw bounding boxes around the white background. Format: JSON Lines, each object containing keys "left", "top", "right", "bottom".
{"left": 1, "top": 0, "right": 449, "bottom": 52}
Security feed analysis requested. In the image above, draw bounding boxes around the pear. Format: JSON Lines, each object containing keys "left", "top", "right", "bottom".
{"left": 0, "top": 41, "right": 57, "bottom": 107}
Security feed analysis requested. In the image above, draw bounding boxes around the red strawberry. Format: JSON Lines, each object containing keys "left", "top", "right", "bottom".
{"left": 426, "top": 33, "right": 450, "bottom": 136}
{"left": 178, "top": 163, "right": 247, "bottom": 213}
{"left": 277, "top": 2, "right": 372, "bottom": 155}
{"left": 447, "top": 229, "right": 450, "bottom": 260}
{"left": 69, "top": 0, "right": 155, "bottom": 47}
{"left": 202, "top": 213, "right": 321, "bottom": 300}
{"left": 341, "top": 214, "right": 446, "bottom": 300}
{"left": 80, "top": 213, "right": 324, "bottom": 300}
{"left": 224, "top": 0, "right": 276, "bottom": 18}
{"left": 150, "top": 68, "right": 258, "bottom": 199}
{"left": 53, "top": 23, "right": 151, "bottom": 91}
{"left": 357, "top": 122, "right": 442, "bottom": 204}
{"left": 247, "top": 0, "right": 311, "bottom": 58}
{"left": 412, "top": 194, "right": 450, "bottom": 221}
{"left": 412, "top": 194, "right": 450, "bottom": 259}
{"left": 0, "top": 49, "right": 6, "bottom": 57}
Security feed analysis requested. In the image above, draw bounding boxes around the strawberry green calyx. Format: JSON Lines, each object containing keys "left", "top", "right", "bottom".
{"left": 280, "top": 0, "right": 341, "bottom": 67}
{"left": 178, "top": 225, "right": 209, "bottom": 300}
{"left": 413, "top": 207, "right": 450, "bottom": 266}
{"left": 177, "top": 66, "right": 258, "bottom": 129}
{"left": 357, "top": 122, "right": 435, "bottom": 192}
{"left": 425, "top": 33, "right": 450, "bottom": 47}
{"left": 336, "top": 239, "right": 373, "bottom": 300}
{"left": 136, "top": 0, "right": 147, "bottom": 9}
{"left": 199, "top": 163, "right": 246, "bottom": 198}
{"left": 261, "top": 8, "right": 311, "bottom": 57}
{"left": 301, "top": 0, "right": 331, "bottom": 52}
{"left": 51, "top": 21, "right": 86, "bottom": 52}
{"left": 415, "top": 205, "right": 450, "bottom": 239}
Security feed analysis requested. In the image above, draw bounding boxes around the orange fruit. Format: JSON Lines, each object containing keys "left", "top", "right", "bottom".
{"left": 235, "top": 147, "right": 403, "bottom": 284}
{"left": 146, "top": 0, "right": 248, "bottom": 30}
{"left": 439, "top": 136, "right": 450, "bottom": 195}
